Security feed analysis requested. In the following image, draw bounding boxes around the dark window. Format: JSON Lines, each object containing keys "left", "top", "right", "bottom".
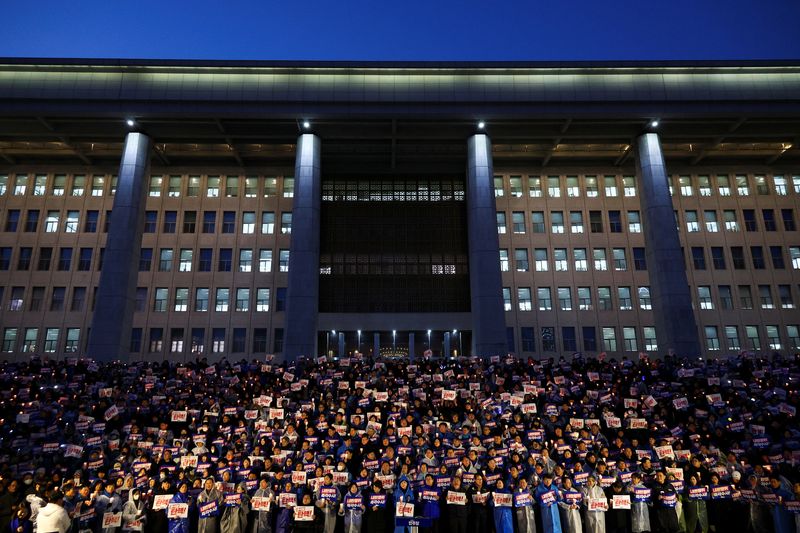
{"left": 24, "top": 210, "right": 39, "bottom": 232}
{"left": 583, "top": 326, "right": 597, "bottom": 352}
{"left": 135, "top": 287, "right": 147, "bottom": 312}
{"left": 198, "top": 248, "right": 213, "bottom": 272}
{"left": 202, "top": 211, "right": 216, "bottom": 233}
{"left": 78, "top": 248, "right": 93, "bottom": 271}
{"left": 130, "top": 328, "right": 142, "bottom": 353}
{"left": 191, "top": 328, "right": 205, "bottom": 353}
{"left": 84, "top": 210, "right": 98, "bottom": 232}
{"left": 30, "top": 287, "right": 44, "bottom": 311}
{"left": 770, "top": 246, "right": 785, "bottom": 269}
{"left": 5, "top": 210, "right": 20, "bottom": 232}
{"left": 589, "top": 210, "right": 603, "bottom": 233}
{"left": 782, "top": 209, "right": 796, "bottom": 231}
{"left": 71, "top": 287, "right": 86, "bottom": 311}
{"left": 50, "top": 287, "right": 66, "bottom": 311}
{"left": 506, "top": 327, "right": 516, "bottom": 353}
{"left": 608, "top": 210, "right": 622, "bottom": 233}
{"left": 273, "top": 328, "right": 284, "bottom": 353}
{"left": 218, "top": 248, "right": 232, "bottom": 271}
{"left": 751, "top": 246, "right": 765, "bottom": 269}
{"left": 633, "top": 247, "right": 647, "bottom": 270}
{"left": 743, "top": 209, "right": 757, "bottom": 231}
{"left": 139, "top": 248, "right": 153, "bottom": 271}
{"left": 762, "top": 209, "right": 776, "bottom": 231}
{"left": 691, "top": 247, "right": 706, "bottom": 270}
{"left": 276, "top": 288, "right": 287, "bottom": 311}
{"left": 104, "top": 211, "right": 112, "bottom": 232}
{"left": 232, "top": 328, "right": 246, "bottom": 353}
{"left": 0, "top": 247, "right": 12, "bottom": 270}
{"left": 38, "top": 247, "right": 52, "bottom": 270}
{"left": 144, "top": 211, "right": 157, "bottom": 233}
{"left": 17, "top": 247, "right": 32, "bottom": 270}
{"left": 562, "top": 327, "right": 577, "bottom": 352}
{"left": 222, "top": 211, "right": 236, "bottom": 233}
{"left": 731, "top": 247, "right": 746, "bottom": 269}
{"left": 711, "top": 247, "right": 726, "bottom": 269}
{"left": 98, "top": 248, "right": 105, "bottom": 270}
{"left": 521, "top": 327, "right": 535, "bottom": 352}
{"left": 542, "top": 327, "right": 556, "bottom": 352}
{"left": 163, "top": 211, "right": 177, "bottom": 233}
{"left": 183, "top": 211, "right": 196, "bottom": 233}
{"left": 253, "top": 329, "right": 268, "bottom": 353}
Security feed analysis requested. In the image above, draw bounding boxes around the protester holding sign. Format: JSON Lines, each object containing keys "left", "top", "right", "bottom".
{"left": 315, "top": 474, "right": 340, "bottom": 533}
{"left": 121, "top": 488, "right": 146, "bottom": 532}
{"left": 651, "top": 471, "right": 679, "bottom": 533}
{"left": 342, "top": 483, "right": 364, "bottom": 533}
{"left": 418, "top": 473, "right": 442, "bottom": 533}
{"left": 364, "top": 479, "right": 389, "bottom": 533}
{"left": 292, "top": 493, "right": 322, "bottom": 532}
{"left": 581, "top": 476, "right": 607, "bottom": 533}
{"left": 536, "top": 473, "right": 563, "bottom": 533}
{"left": 219, "top": 482, "right": 249, "bottom": 533}
{"left": 605, "top": 482, "right": 630, "bottom": 533}
{"left": 466, "top": 474, "right": 491, "bottom": 533}
{"left": 557, "top": 476, "right": 582, "bottom": 533}
{"left": 443, "top": 475, "right": 469, "bottom": 533}
{"left": 250, "top": 477, "right": 275, "bottom": 533}
{"left": 490, "top": 478, "right": 514, "bottom": 533}
{"left": 512, "top": 477, "right": 536, "bottom": 533}
{"left": 392, "top": 475, "right": 415, "bottom": 533}
{"left": 768, "top": 475, "right": 795, "bottom": 533}
{"left": 167, "top": 483, "right": 191, "bottom": 533}
{"left": 196, "top": 478, "right": 222, "bottom": 533}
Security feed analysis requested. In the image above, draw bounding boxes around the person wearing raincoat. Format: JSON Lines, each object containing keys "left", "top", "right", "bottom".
{"left": 418, "top": 474, "right": 442, "bottom": 533}
{"left": 315, "top": 473, "right": 340, "bottom": 533}
{"left": 95, "top": 481, "right": 124, "bottom": 533}
{"left": 251, "top": 477, "right": 275, "bottom": 533}
{"left": 220, "top": 482, "right": 249, "bottom": 533}
{"left": 512, "top": 477, "right": 536, "bottom": 533}
{"left": 491, "top": 478, "right": 514, "bottom": 533}
{"left": 342, "top": 482, "right": 365, "bottom": 533}
{"left": 121, "top": 488, "right": 146, "bottom": 532}
{"left": 651, "top": 471, "right": 679, "bottom": 533}
{"left": 557, "top": 477, "right": 582, "bottom": 533}
{"left": 168, "top": 482, "right": 191, "bottom": 533}
{"left": 442, "top": 475, "right": 469, "bottom": 533}
{"left": 275, "top": 481, "right": 297, "bottom": 533}
{"left": 767, "top": 475, "right": 794, "bottom": 533}
{"left": 683, "top": 474, "right": 709, "bottom": 533}
{"left": 393, "top": 475, "right": 415, "bottom": 533}
{"left": 535, "top": 473, "right": 563, "bottom": 533}
{"left": 628, "top": 472, "right": 651, "bottom": 533}
{"left": 580, "top": 475, "right": 606, "bottom": 533}
{"left": 196, "top": 478, "right": 223, "bottom": 533}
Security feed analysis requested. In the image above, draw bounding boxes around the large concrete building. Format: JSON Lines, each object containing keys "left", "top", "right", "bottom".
{"left": 0, "top": 59, "right": 799, "bottom": 361}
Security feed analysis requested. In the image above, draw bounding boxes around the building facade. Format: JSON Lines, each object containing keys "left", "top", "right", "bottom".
{"left": 0, "top": 59, "right": 798, "bottom": 361}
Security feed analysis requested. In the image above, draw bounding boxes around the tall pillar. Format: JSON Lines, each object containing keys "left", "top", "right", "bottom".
{"left": 466, "top": 134, "right": 508, "bottom": 357}
{"left": 408, "top": 333, "right": 415, "bottom": 361}
{"left": 635, "top": 133, "right": 701, "bottom": 356}
{"left": 283, "top": 134, "right": 322, "bottom": 360}
{"left": 87, "top": 132, "right": 152, "bottom": 361}
{"left": 373, "top": 332, "right": 380, "bottom": 359}
{"left": 338, "top": 332, "right": 345, "bottom": 357}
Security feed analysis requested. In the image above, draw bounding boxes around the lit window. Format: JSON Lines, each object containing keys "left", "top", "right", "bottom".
{"left": 149, "top": 176, "right": 162, "bottom": 197}
{"left": 517, "top": 288, "right": 532, "bottom": 311}
{"left": 517, "top": 248, "right": 531, "bottom": 272}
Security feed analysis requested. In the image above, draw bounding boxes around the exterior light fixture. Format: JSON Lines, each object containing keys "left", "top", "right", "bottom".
{"left": 303, "top": 121, "right": 311, "bottom": 129}
{"left": 650, "top": 120, "right": 659, "bottom": 128}
{"left": 126, "top": 119, "right": 135, "bottom": 127}
{"left": 478, "top": 121, "right": 485, "bottom": 129}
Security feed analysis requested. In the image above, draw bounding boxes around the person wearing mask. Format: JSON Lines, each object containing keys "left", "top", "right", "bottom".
{"left": 558, "top": 477, "right": 582, "bottom": 533}
{"left": 250, "top": 477, "right": 275, "bottom": 533}
{"left": 35, "top": 491, "right": 71, "bottom": 533}
{"left": 121, "top": 488, "right": 146, "bottom": 532}
{"left": 581, "top": 475, "right": 606, "bottom": 533}
{"left": 342, "top": 482, "right": 365, "bottom": 533}
{"left": 535, "top": 473, "right": 563, "bottom": 533}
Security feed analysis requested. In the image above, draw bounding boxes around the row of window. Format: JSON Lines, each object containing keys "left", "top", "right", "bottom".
{"left": 500, "top": 245, "right": 800, "bottom": 273}
{"left": 2, "top": 209, "right": 294, "bottom": 236}
{"left": 492, "top": 173, "right": 800, "bottom": 199}
{"left": 0, "top": 326, "right": 283, "bottom": 355}
{"left": 497, "top": 210, "right": 642, "bottom": 235}
{"left": 678, "top": 208, "right": 795, "bottom": 233}
{"left": 0, "top": 174, "right": 295, "bottom": 199}
{"left": 501, "top": 247, "right": 647, "bottom": 273}
{"left": 321, "top": 179, "right": 466, "bottom": 202}
{"left": 506, "top": 323, "right": 800, "bottom": 354}
{"left": 0, "top": 247, "right": 291, "bottom": 273}
{"left": 695, "top": 284, "right": 798, "bottom": 311}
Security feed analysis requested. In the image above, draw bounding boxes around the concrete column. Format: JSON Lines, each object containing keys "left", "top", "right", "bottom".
{"left": 444, "top": 332, "right": 451, "bottom": 358}
{"left": 283, "top": 134, "right": 322, "bottom": 360}
{"left": 635, "top": 133, "right": 701, "bottom": 356}
{"left": 338, "top": 332, "right": 345, "bottom": 357}
{"left": 466, "top": 134, "right": 508, "bottom": 357}
{"left": 408, "top": 332, "right": 415, "bottom": 361}
{"left": 373, "top": 332, "right": 380, "bottom": 358}
{"left": 87, "top": 132, "right": 152, "bottom": 361}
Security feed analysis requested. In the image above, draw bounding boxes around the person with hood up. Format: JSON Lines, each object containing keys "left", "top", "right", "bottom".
{"left": 250, "top": 477, "right": 275, "bottom": 533}
{"left": 35, "top": 491, "right": 71, "bottom": 533}
{"left": 535, "top": 473, "right": 563, "bottom": 533}
{"left": 197, "top": 478, "right": 223, "bottom": 533}
{"left": 220, "top": 482, "right": 250, "bottom": 533}
{"left": 490, "top": 478, "right": 514, "bottom": 533}
{"left": 442, "top": 475, "right": 469, "bottom": 533}
{"left": 557, "top": 476, "right": 582, "bottom": 533}
{"left": 580, "top": 475, "right": 606, "bottom": 533}
{"left": 628, "top": 472, "right": 651, "bottom": 533}
{"left": 342, "top": 482, "right": 365, "bottom": 533}
{"left": 393, "top": 475, "right": 414, "bottom": 533}
{"left": 121, "top": 488, "right": 146, "bottom": 532}
{"left": 512, "top": 477, "right": 536, "bottom": 533}
{"left": 315, "top": 473, "right": 340, "bottom": 533}
{"left": 168, "top": 482, "right": 191, "bottom": 533}
{"left": 10, "top": 504, "right": 33, "bottom": 533}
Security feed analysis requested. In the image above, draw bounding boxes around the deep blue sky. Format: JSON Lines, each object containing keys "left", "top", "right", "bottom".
{"left": 4, "top": 0, "right": 800, "bottom": 61}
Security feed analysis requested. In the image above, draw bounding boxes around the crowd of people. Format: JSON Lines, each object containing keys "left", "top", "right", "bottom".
{"left": 0, "top": 351, "right": 798, "bottom": 533}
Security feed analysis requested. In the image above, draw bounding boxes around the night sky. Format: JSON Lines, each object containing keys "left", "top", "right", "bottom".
{"left": 4, "top": 0, "right": 800, "bottom": 61}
